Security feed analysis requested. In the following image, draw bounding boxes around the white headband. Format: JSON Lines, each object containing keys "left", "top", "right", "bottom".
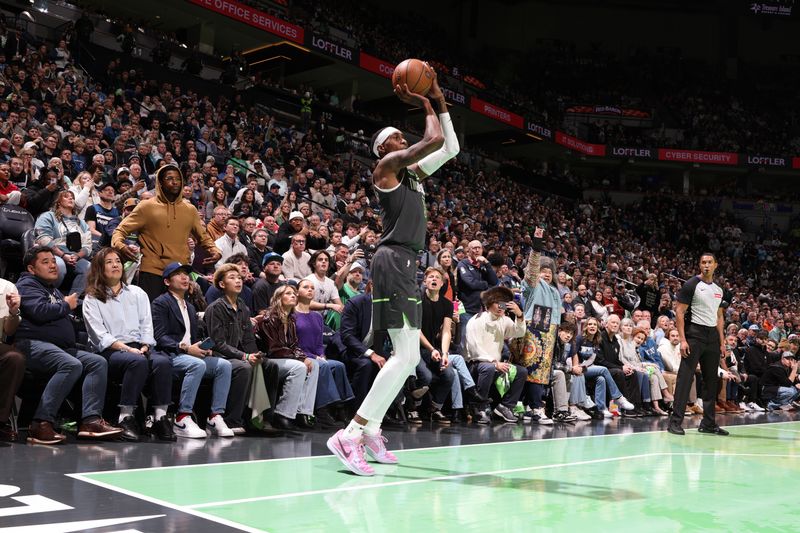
{"left": 372, "top": 127, "right": 401, "bottom": 157}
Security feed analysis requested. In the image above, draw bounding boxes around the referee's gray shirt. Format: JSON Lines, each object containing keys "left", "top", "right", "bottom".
{"left": 676, "top": 276, "right": 723, "bottom": 327}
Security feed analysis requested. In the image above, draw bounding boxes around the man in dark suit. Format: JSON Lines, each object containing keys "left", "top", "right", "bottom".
{"left": 151, "top": 262, "right": 236, "bottom": 438}
{"left": 340, "top": 287, "right": 388, "bottom": 410}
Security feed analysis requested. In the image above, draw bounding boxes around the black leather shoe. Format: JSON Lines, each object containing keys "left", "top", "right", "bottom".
{"left": 273, "top": 415, "right": 296, "bottom": 430}
{"left": 295, "top": 414, "right": 315, "bottom": 429}
{"left": 314, "top": 409, "right": 342, "bottom": 429}
{"left": 698, "top": 425, "right": 729, "bottom": 436}
{"left": 431, "top": 409, "right": 451, "bottom": 425}
{"left": 667, "top": 424, "right": 685, "bottom": 436}
{"left": 118, "top": 416, "right": 140, "bottom": 442}
{"left": 153, "top": 415, "right": 177, "bottom": 441}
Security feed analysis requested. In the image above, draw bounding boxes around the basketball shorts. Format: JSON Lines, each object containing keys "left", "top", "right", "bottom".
{"left": 371, "top": 245, "right": 421, "bottom": 330}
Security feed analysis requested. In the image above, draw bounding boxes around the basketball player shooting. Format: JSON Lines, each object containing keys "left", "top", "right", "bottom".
{"left": 327, "top": 65, "right": 459, "bottom": 476}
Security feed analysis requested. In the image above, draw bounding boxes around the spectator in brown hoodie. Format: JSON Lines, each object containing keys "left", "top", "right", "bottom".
{"left": 112, "top": 164, "right": 220, "bottom": 301}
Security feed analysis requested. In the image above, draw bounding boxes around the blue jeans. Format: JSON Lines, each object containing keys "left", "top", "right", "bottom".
{"left": 313, "top": 357, "right": 354, "bottom": 410}
{"left": 635, "top": 370, "right": 651, "bottom": 403}
{"left": 17, "top": 339, "right": 107, "bottom": 423}
{"left": 55, "top": 256, "right": 91, "bottom": 295}
{"left": 449, "top": 354, "right": 475, "bottom": 409}
{"left": 568, "top": 374, "right": 588, "bottom": 405}
{"left": 172, "top": 354, "right": 232, "bottom": 415}
{"left": 584, "top": 365, "right": 623, "bottom": 411}
{"left": 768, "top": 386, "right": 800, "bottom": 410}
{"left": 272, "top": 358, "right": 318, "bottom": 418}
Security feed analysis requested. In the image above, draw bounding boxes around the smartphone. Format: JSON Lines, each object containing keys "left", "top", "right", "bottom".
{"left": 199, "top": 337, "right": 214, "bottom": 350}
{"left": 498, "top": 303, "right": 507, "bottom": 310}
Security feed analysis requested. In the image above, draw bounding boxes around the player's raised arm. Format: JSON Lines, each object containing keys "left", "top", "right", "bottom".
{"left": 372, "top": 85, "right": 443, "bottom": 189}
{"left": 411, "top": 66, "right": 460, "bottom": 179}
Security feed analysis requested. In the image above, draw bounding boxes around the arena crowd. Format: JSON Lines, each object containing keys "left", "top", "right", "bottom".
{"left": 0, "top": 12, "right": 799, "bottom": 445}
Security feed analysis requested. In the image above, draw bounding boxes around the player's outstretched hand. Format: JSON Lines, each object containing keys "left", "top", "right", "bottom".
{"left": 394, "top": 83, "right": 429, "bottom": 107}
{"left": 425, "top": 63, "right": 443, "bottom": 100}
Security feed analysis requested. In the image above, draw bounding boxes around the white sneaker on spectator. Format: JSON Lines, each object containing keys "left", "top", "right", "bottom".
{"left": 174, "top": 416, "right": 206, "bottom": 439}
{"left": 206, "top": 415, "right": 235, "bottom": 437}
{"left": 602, "top": 409, "right": 614, "bottom": 419}
{"left": 739, "top": 402, "right": 751, "bottom": 412}
{"left": 582, "top": 397, "right": 595, "bottom": 409}
{"left": 747, "top": 402, "right": 765, "bottom": 412}
{"left": 532, "top": 407, "right": 553, "bottom": 425}
{"left": 570, "top": 405, "right": 592, "bottom": 421}
{"left": 616, "top": 396, "right": 635, "bottom": 411}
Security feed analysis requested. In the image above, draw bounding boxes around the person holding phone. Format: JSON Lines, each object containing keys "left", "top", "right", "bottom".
{"left": 152, "top": 262, "right": 236, "bottom": 439}
{"left": 33, "top": 189, "right": 92, "bottom": 294}
{"left": 83, "top": 248, "right": 176, "bottom": 442}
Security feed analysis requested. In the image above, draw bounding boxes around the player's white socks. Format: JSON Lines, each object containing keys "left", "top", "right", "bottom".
{"left": 356, "top": 327, "right": 421, "bottom": 423}
{"left": 154, "top": 406, "right": 168, "bottom": 420}
{"left": 364, "top": 419, "right": 381, "bottom": 437}
{"left": 343, "top": 419, "right": 366, "bottom": 440}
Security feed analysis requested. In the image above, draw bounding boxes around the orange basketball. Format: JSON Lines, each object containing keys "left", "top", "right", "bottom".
{"left": 392, "top": 58, "right": 433, "bottom": 96}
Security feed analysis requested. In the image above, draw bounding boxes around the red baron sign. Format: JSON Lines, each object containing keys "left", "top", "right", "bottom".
{"left": 188, "top": 0, "right": 304, "bottom": 43}
{"left": 793, "top": 157, "right": 800, "bottom": 169}
{"left": 657, "top": 149, "right": 738, "bottom": 165}
{"left": 469, "top": 97, "right": 524, "bottom": 128}
{"left": 554, "top": 132, "right": 606, "bottom": 156}
{"left": 359, "top": 53, "right": 395, "bottom": 78}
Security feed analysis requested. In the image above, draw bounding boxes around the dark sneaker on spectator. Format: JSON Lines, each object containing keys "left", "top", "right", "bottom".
{"left": 698, "top": 424, "right": 729, "bottom": 436}
{"left": 78, "top": 418, "right": 123, "bottom": 440}
{"left": 411, "top": 385, "right": 429, "bottom": 400}
{"left": 552, "top": 410, "right": 576, "bottom": 423}
{"left": 430, "top": 409, "right": 451, "bottom": 425}
{"left": 314, "top": 409, "right": 342, "bottom": 430}
{"left": 406, "top": 410, "right": 423, "bottom": 425}
{"left": 118, "top": 416, "right": 140, "bottom": 442}
{"left": 295, "top": 414, "right": 316, "bottom": 429}
{"left": 154, "top": 415, "right": 177, "bottom": 441}
{"left": 464, "top": 386, "right": 487, "bottom": 405}
{"left": 493, "top": 404, "right": 518, "bottom": 423}
{"left": 474, "top": 409, "right": 491, "bottom": 425}
{"left": 27, "top": 421, "right": 67, "bottom": 445}
{"left": 0, "top": 422, "right": 18, "bottom": 443}
{"left": 640, "top": 406, "right": 657, "bottom": 417}
{"left": 273, "top": 415, "right": 296, "bottom": 430}
{"left": 667, "top": 424, "right": 685, "bottom": 436}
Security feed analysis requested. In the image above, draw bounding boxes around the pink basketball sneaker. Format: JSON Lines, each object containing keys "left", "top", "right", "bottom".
{"left": 327, "top": 430, "right": 375, "bottom": 476}
{"left": 363, "top": 430, "right": 398, "bottom": 464}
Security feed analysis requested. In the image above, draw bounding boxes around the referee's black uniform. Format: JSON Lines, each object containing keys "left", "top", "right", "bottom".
{"left": 670, "top": 276, "right": 729, "bottom": 429}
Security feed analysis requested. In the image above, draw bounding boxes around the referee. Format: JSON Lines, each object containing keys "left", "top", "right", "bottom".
{"left": 668, "top": 253, "right": 730, "bottom": 436}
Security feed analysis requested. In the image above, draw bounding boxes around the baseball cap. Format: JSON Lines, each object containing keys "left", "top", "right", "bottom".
{"left": 349, "top": 261, "right": 365, "bottom": 273}
{"left": 162, "top": 262, "right": 193, "bottom": 279}
{"left": 289, "top": 211, "right": 304, "bottom": 221}
{"left": 261, "top": 252, "right": 284, "bottom": 267}
{"left": 781, "top": 351, "right": 796, "bottom": 359}
{"left": 270, "top": 183, "right": 280, "bottom": 190}
{"left": 748, "top": 324, "right": 760, "bottom": 331}
{"left": 123, "top": 198, "right": 139, "bottom": 209}
{"left": 117, "top": 166, "right": 131, "bottom": 176}
{"left": 97, "top": 181, "right": 116, "bottom": 192}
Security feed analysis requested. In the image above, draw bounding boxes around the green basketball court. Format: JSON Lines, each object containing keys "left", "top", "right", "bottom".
{"left": 70, "top": 421, "right": 800, "bottom": 532}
